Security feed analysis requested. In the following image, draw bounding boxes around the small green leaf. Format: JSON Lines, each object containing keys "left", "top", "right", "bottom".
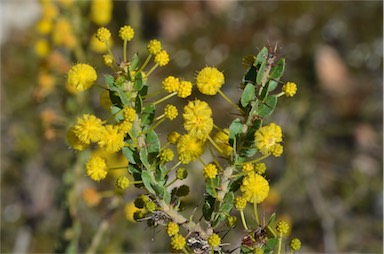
{"left": 241, "top": 83, "right": 255, "bottom": 107}
{"left": 267, "top": 80, "right": 278, "bottom": 92}
{"left": 203, "top": 195, "right": 215, "bottom": 221}
{"left": 139, "top": 149, "right": 151, "bottom": 169}
{"left": 105, "top": 74, "right": 115, "bottom": 88}
{"left": 163, "top": 190, "right": 171, "bottom": 204}
{"left": 146, "top": 129, "right": 160, "bottom": 154}
{"left": 135, "top": 94, "right": 143, "bottom": 113}
{"left": 265, "top": 238, "right": 278, "bottom": 251}
{"left": 240, "top": 245, "right": 254, "bottom": 254}
{"left": 111, "top": 106, "right": 124, "bottom": 121}
{"left": 141, "top": 171, "right": 156, "bottom": 194}
{"left": 229, "top": 118, "right": 243, "bottom": 145}
{"left": 206, "top": 176, "right": 220, "bottom": 197}
{"left": 270, "top": 58, "right": 285, "bottom": 80}
{"left": 256, "top": 95, "right": 278, "bottom": 117}
{"left": 116, "top": 88, "right": 130, "bottom": 106}
{"left": 128, "top": 164, "right": 141, "bottom": 174}
{"left": 267, "top": 212, "right": 277, "bottom": 226}
{"left": 259, "top": 81, "right": 270, "bottom": 101}
{"left": 243, "top": 65, "right": 257, "bottom": 85}
{"left": 212, "top": 213, "right": 226, "bottom": 228}
{"left": 134, "top": 72, "right": 144, "bottom": 91}
{"left": 129, "top": 53, "right": 140, "bottom": 72}
{"left": 141, "top": 104, "right": 156, "bottom": 125}
{"left": 255, "top": 47, "right": 268, "bottom": 65}
{"left": 122, "top": 147, "right": 137, "bottom": 164}
{"left": 256, "top": 59, "right": 267, "bottom": 86}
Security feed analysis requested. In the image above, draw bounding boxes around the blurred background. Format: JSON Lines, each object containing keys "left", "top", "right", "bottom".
{"left": 1, "top": 0, "right": 382, "bottom": 253}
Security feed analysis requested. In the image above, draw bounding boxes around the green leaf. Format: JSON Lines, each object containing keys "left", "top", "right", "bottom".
{"left": 267, "top": 80, "right": 279, "bottom": 92}
{"left": 146, "top": 129, "right": 160, "bottom": 154}
{"left": 111, "top": 106, "right": 124, "bottom": 121}
{"left": 270, "top": 58, "right": 285, "bottom": 80}
{"left": 139, "top": 149, "right": 151, "bottom": 169}
{"left": 240, "top": 245, "right": 254, "bottom": 254}
{"left": 134, "top": 72, "right": 144, "bottom": 91}
{"left": 256, "top": 59, "right": 267, "bottom": 86}
{"left": 256, "top": 95, "right": 278, "bottom": 117}
{"left": 105, "top": 74, "right": 115, "bottom": 88}
{"left": 128, "top": 164, "right": 141, "bottom": 174}
{"left": 243, "top": 65, "right": 257, "bottom": 85}
{"left": 163, "top": 190, "right": 171, "bottom": 204}
{"left": 265, "top": 238, "right": 278, "bottom": 251}
{"left": 259, "top": 81, "right": 270, "bottom": 101}
{"left": 141, "top": 171, "right": 156, "bottom": 194}
{"left": 240, "top": 83, "right": 255, "bottom": 107}
{"left": 255, "top": 47, "right": 268, "bottom": 66}
{"left": 139, "top": 84, "right": 148, "bottom": 97}
{"left": 116, "top": 88, "right": 130, "bottom": 106}
{"left": 206, "top": 176, "right": 220, "bottom": 197}
{"left": 135, "top": 95, "right": 143, "bottom": 113}
{"left": 203, "top": 195, "right": 215, "bottom": 221}
{"left": 141, "top": 104, "right": 156, "bottom": 126}
{"left": 229, "top": 118, "right": 243, "bottom": 146}
{"left": 212, "top": 213, "right": 226, "bottom": 228}
{"left": 267, "top": 212, "right": 277, "bottom": 226}
{"left": 129, "top": 53, "right": 140, "bottom": 72}
{"left": 122, "top": 147, "right": 137, "bottom": 164}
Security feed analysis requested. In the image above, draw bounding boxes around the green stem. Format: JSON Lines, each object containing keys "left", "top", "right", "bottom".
{"left": 253, "top": 201, "right": 260, "bottom": 226}
{"left": 146, "top": 63, "right": 158, "bottom": 76}
{"left": 123, "top": 39, "right": 128, "bottom": 62}
{"left": 277, "top": 234, "right": 283, "bottom": 254}
{"left": 152, "top": 92, "right": 177, "bottom": 106}
{"left": 240, "top": 210, "right": 248, "bottom": 231}
{"left": 237, "top": 153, "right": 270, "bottom": 165}
{"left": 105, "top": 41, "right": 117, "bottom": 64}
{"left": 165, "top": 161, "right": 181, "bottom": 175}
{"left": 206, "top": 134, "right": 223, "bottom": 154}
{"left": 137, "top": 54, "right": 152, "bottom": 74}
{"left": 165, "top": 178, "right": 178, "bottom": 188}
{"left": 182, "top": 247, "right": 189, "bottom": 254}
{"left": 210, "top": 178, "right": 218, "bottom": 198}
{"left": 218, "top": 89, "right": 243, "bottom": 113}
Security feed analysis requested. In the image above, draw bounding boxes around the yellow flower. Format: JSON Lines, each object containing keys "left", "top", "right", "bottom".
{"left": 290, "top": 238, "right": 301, "bottom": 251}
{"left": 147, "top": 39, "right": 162, "bottom": 55}
{"left": 123, "top": 107, "right": 137, "bottom": 122}
{"left": 234, "top": 196, "right": 247, "bottom": 210}
{"left": 67, "top": 63, "right": 97, "bottom": 92}
{"left": 254, "top": 123, "right": 283, "bottom": 155}
{"left": 90, "top": 33, "right": 113, "bottom": 53}
{"left": 160, "top": 148, "right": 174, "bottom": 163}
{"left": 213, "top": 129, "right": 232, "bottom": 157}
{"left": 164, "top": 104, "right": 178, "bottom": 120}
{"left": 116, "top": 176, "right": 130, "bottom": 190}
{"left": 96, "top": 27, "right": 111, "bottom": 43}
{"left": 170, "top": 234, "right": 186, "bottom": 251}
{"left": 240, "top": 172, "right": 269, "bottom": 204}
{"left": 282, "top": 82, "right": 297, "bottom": 97}
{"left": 100, "top": 89, "right": 112, "bottom": 111}
{"left": 162, "top": 76, "right": 180, "bottom": 93}
{"left": 36, "top": 18, "right": 52, "bottom": 35}
{"left": 203, "top": 163, "right": 218, "bottom": 179}
{"left": 270, "top": 143, "right": 283, "bottom": 157}
{"left": 154, "top": 50, "right": 169, "bottom": 66}
{"left": 67, "top": 126, "right": 90, "bottom": 151}
{"left": 166, "top": 222, "right": 179, "bottom": 237}
{"left": 195, "top": 67, "right": 225, "bottom": 95}
{"left": 119, "top": 25, "right": 134, "bottom": 41}
{"left": 242, "top": 163, "right": 254, "bottom": 174}
{"left": 34, "top": 39, "right": 50, "bottom": 58}
{"left": 103, "top": 54, "right": 113, "bottom": 67}
{"left": 177, "top": 134, "right": 204, "bottom": 164}
{"left": 167, "top": 131, "right": 181, "bottom": 145}
{"left": 41, "top": 2, "right": 58, "bottom": 20}
{"left": 90, "top": 0, "right": 112, "bottom": 26}
{"left": 208, "top": 233, "right": 221, "bottom": 248}
{"left": 276, "top": 220, "right": 289, "bottom": 235}
{"left": 86, "top": 155, "right": 108, "bottom": 181}
{"left": 255, "top": 162, "right": 266, "bottom": 175}
{"left": 72, "top": 114, "right": 104, "bottom": 144}
{"left": 177, "top": 80, "right": 192, "bottom": 98}
{"left": 183, "top": 100, "right": 213, "bottom": 140}
{"left": 98, "top": 125, "right": 125, "bottom": 152}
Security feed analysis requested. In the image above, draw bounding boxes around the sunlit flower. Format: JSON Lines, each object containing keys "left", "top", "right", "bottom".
{"left": 282, "top": 82, "right": 297, "bottom": 97}
{"left": 164, "top": 104, "right": 178, "bottom": 120}
{"left": 170, "top": 234, "right": 186, "bottom": 251}
{"left": 208, "top": 233, "right": 221, "bottom": 248}
{"left": 67, "top": 63, "right": 97, "bottom": 92}
{"left": 67, "top": 126, "right": 90, "bottom": 151}
{"left": 166, "top": 222, "right": 179, "bottom": 237}
{"left": 183, "top": 100, "right": 213, "bottom": 140}
{"left": 203, "top": 163, "right": 218, "bottom": 179}
{"left": 96, "top": 27, "right": 111, "bottom": 43}
{"left": 162, "top": 76, "right": 180, "bottom": 93}
{"left": 98, "top": 125, "right": 125, "bottom": 152}
{"left": 147, "top": 39, "right": 162, "bottom": 55}
{"left": 116, "top": 176, "right": 130, "bottom": 190}
{"left": 154, "top": 50, "right": 169, "bottom": 66}
{"left": 167, "top": 131, "right": 181, "bottom": 145}
{"left": 195, "top": 67, "right": 225, "bottom": 95}
{"left": 240, "top": 172, "right": 269, "bottom": 204}
{"left": 90, "top": 0, "right": 112, "bottom": 26}
{"left": 86, "top": 155, "right": 108, "bottom": 181}
{"left": 177, "top": 134, "right": 204, "bottom": 164}
{"left": 177, "top": 80, "right": 193, "bottom": 98}
{"left": 72, "top": 114, "right": 104, "bottom": 144}
{"left": 119, "top": 25, "right": 134, "bottom": 41}
{"left": 254, "top": 123, "right": 283, "bottom": 155}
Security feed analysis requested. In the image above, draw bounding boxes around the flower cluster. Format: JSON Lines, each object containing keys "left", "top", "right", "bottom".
{"left": 63, "top": 23, "right": 301, "bottom": 254}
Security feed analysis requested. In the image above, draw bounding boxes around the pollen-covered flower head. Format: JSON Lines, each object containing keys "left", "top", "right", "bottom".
{"left": 164, "top": 104, "right": 178, "bottom": 120}
{"left": 97, "top": 125, "right": 125, "bottom": 152}
{"left": 154, "top": 50, "right": 169, "bottom": 66}
{"left": 177, "top": 81, "right": 193, "bottom": 98}
{"left": 119, "top": 25, "right": 134, "bottom": 41}
{"left": 162, "top": 76, "right": 180, "bottom": 93}
{"left": 67, "top": 126, "right": 90, "bottom": 151}
{"left": 147, "top": 39, "right": 162, "bottom": 55}
{"left": 86, "top": 155, "right": 108, "bottom": 181}
{"left": 240, "top": 172, "right": 269, "bottom": 204}
{"left": 96, "top": 27, "right": 111, "bottom": 42}
{"left": 72, "top": 114, "right": 104, "bottom": 144}
{"left": 213, "top": 128, "right": 233, "bottom": 157}
{"left": 67, "top": 63, "right": 97, "bottom": 92}
{"left": 195, "top": 67, "right": 225, "bottom": 95}
{"left": 282, "top": 82, "right": 297, "bottom": 97}
{"left": 183, "top": 99, "right": 213, "bottom": 140}
{"left": 177, "top": 134, "right": 205, "bottom": 164}
{"left": 203, "top": 163, "right": 218, "bottom": 179}
{"left": 254, "top": 123, "right": 283, "bottom": 155}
